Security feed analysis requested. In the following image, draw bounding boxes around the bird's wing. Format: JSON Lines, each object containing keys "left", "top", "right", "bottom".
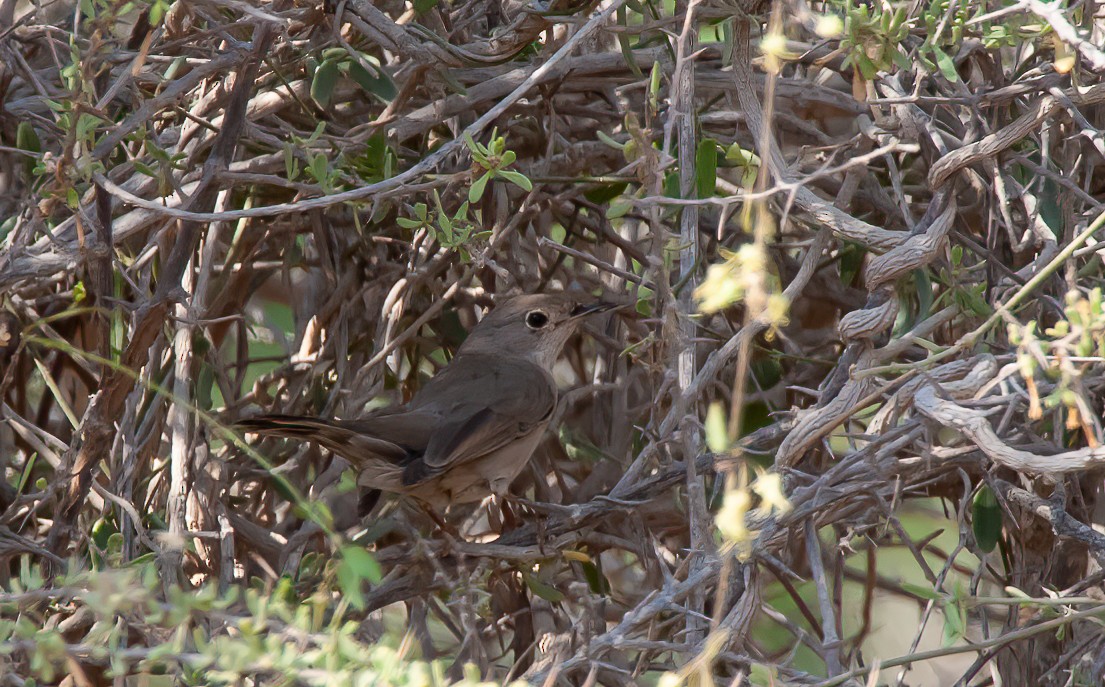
{"left": 400, "top": 356, "right": 556, "bottom": 485}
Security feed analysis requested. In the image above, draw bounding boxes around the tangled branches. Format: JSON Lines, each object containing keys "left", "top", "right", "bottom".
{"left": 1, "top": 0, "right": 1105, "bottom": 684}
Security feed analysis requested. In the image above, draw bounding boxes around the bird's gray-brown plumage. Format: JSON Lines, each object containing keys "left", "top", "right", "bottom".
{"left": 238, "top": 294, "right": 614, "bottom": 510}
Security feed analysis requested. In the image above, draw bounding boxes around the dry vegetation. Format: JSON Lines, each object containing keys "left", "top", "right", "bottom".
{"left": 1, "top": 0, "right": 1105, "bottom": 684}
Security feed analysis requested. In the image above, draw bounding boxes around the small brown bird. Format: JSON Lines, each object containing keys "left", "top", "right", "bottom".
{"left": 239, "top": 294, "right": 615, "bottom": 510}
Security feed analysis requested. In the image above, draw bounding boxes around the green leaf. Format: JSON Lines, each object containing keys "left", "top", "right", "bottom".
{"left": 606, "top": 201, "right": 632, "bottom": 219}
{"left": 15, "top": 452, "right": 37, "bottom": 496}
{"left": 854, "top": 51, "right": 878, "bottom": 80}
{"left": 584, "top": 181, "right": 629, "bottom": 204}
{"left": 892, "top": 46, "right": 912, "bottom": 71}
{"left": 283, "top": 145, "right": 299, "bottom": 180}
{"left": 336, "top": 545, "right": 382, "bottom": 610}
{"left": 1038, "top": 178, "right": 1063, "bottom": 235}
{"left": 522, "top": 572, "right": 564, "bottom": 603}
{"left": 498, "top": 169, "right": 532, "bottom": 192}
{"left": 412, "top": 0, "right": 438, "bottom": 14}
{"left": 724, "top": 143, "right": 761, "bottom": 183}
{"left": 960, "top": 283, "right": 993, "bottom": 317}
{"left": 580, "top": 561, "right": 610, "bottom": 595}
{"left": 463, "top": 132, "right": 489, "bottom": 167}
{"left": 469, "top": 171, "right": 491, "bottom": 204}
{"left": 347, "top": 60, "right": 398, "bottom": 103}
{"left": 308, "top": 154, "right": 329, "bottom": 186}
{"left": 342, "top": 544, "right": 382, "bottom": 583}
{"left": 930, "top": 45, "right": 959, "bottom": 82}
{"left": 648, "top": 61, "right": 662, "bottom": 112}
{"left": 311, "top": 59, "right": 341, "bottom": 108}
{"left": 304, "top": 121, "right": 326, "bottom": 146}
{"left": 695, "top": 138, "right": 718, "bottom": 197}
{"left": 616, "top": 5, "right": 643, "bottom": 77}
{"left": 741, "top": 401, "right": 773, "bottom": 438}
{"left": 749, "top": 663, "right": 779, "bottom": 687}
{"left": 942, "top": 596, "right": 966, "bottom": 645}
{"left": 596, "top": 130, "right": 626, "bottom": 150}
{"left": 76, "top": 113, "right": 102, "bottom": 142}
{"left": 146, "top": 143, "right": 170, "bottom": 164}
{"left": 90, "top": 517, "right": 115, "bottom": 571}
{"left": 972, "top": 485, "right": 1002, "bottom": 553}
{"left": 913, "top": 268, "right": 934, "bottom": 324}
{"left": 663, "top": 170, "right": 680, "bottom": 198}
{"left": 838, "top": 241, "right": 865, "bottom": 285}
{"left": 721, "top": 17, "right": 734, "bottom": 67}
{"left": 15, "top": 122, "right": 40, "bottom": 177}
{"left": 900, "top": 581, "right": 941, "bottom": 601}
{"left": 437, "top": 210, "right": 454, "bottom": 237}
{"left": 133, "top": 161, "right": 157, "bottom": 178}
{"left": 336, "top": 563, "right": 363, "bottom": 610}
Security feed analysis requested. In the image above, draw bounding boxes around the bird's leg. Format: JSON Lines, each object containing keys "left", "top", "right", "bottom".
{"left": 497, "top": 492, "right": 530, "bottom": 532}
{"left": 485, "top": 494, "right": 505, "bottom": 534}
{"left": 418, "top": 501, "right": 461, "bottom": 539}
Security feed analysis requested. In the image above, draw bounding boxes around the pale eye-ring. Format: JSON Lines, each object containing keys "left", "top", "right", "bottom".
{"left": 525, "top": 310, "right": 550, "bottom": 329}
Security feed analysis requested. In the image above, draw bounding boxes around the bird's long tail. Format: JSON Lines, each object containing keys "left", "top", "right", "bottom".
{"left": 237, "top": 414, "right": 409, "bottom": 472}
{"left": 237, "top": 414, "right": 337, "bottom": 439}
{"left": 238, "top": 414, "right": 400, "bottom": 510}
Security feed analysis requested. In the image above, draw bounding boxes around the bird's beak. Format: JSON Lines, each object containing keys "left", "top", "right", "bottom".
{"left": 570, "top": 301, "right": 620, "bottom": 319}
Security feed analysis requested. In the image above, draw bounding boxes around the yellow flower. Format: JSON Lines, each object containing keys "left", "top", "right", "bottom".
{"left": 716, "top": 488, "right": 753, "bottom": 544}
{"left": 657, "top": 673, "right": 683, "bottom": 687}
{"left": 752, "top": 473, "right": 791, "bottom": 515}
{"left": 696, "top": 262, "right": 743, "bottom": 314}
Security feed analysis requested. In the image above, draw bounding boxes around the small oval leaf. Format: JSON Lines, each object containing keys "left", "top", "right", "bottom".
{"left": 311, "top": 59, "right": 341, "bottom": 108}
{"left": 522, "top": 572, "right": 564, "bottom": 603}
{"left": 972, "top": 485, "right": 1002, "bottom": 553}
{"left": 347, "top": 60, "right": 398, "bottom": 103}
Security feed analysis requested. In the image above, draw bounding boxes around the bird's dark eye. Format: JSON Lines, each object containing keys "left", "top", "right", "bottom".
{"left": 525, "top": 310, "right": 550, "bottom": 329}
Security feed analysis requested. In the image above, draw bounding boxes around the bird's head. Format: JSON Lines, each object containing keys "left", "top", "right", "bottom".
{"left": 459, "top": 293, "right": 618, "bottom": 369}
